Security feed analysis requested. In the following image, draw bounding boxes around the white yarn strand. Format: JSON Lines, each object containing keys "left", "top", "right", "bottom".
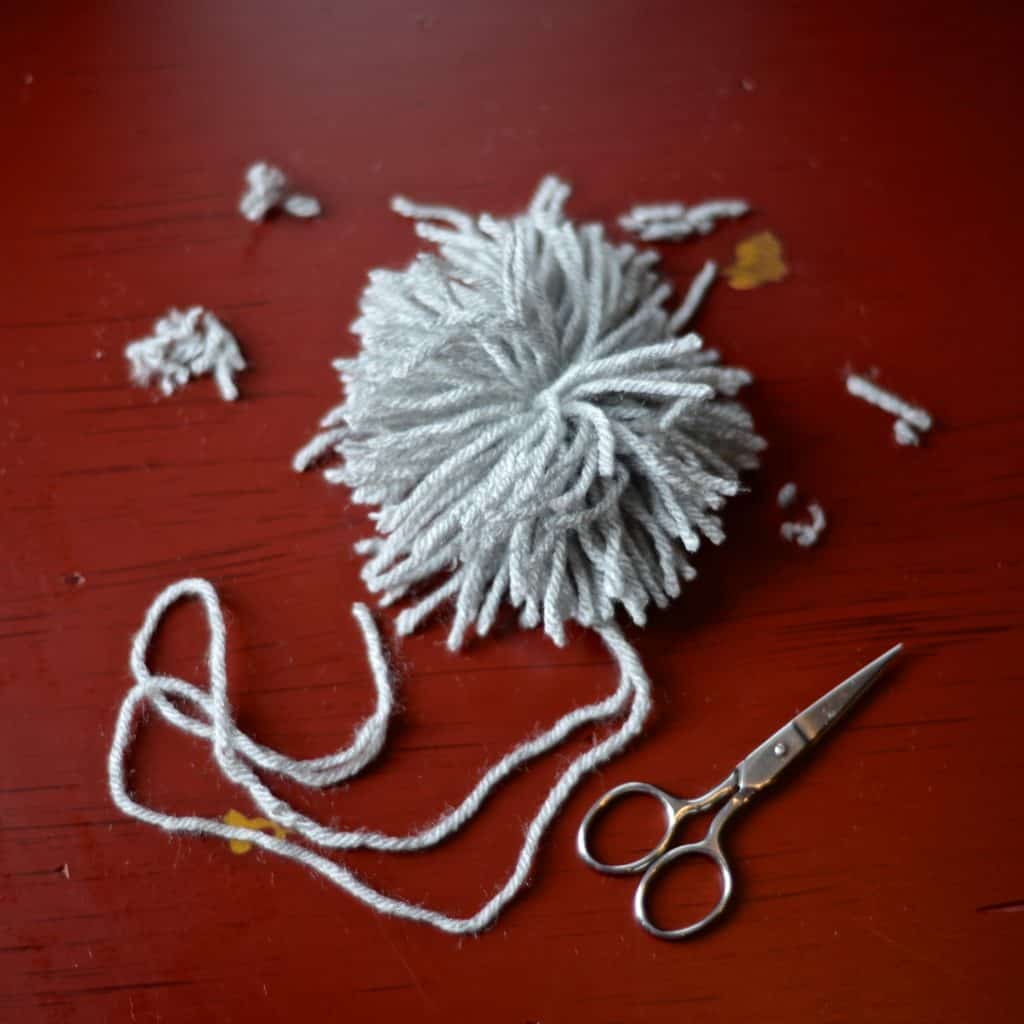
{"left": 125, "top": 307, "right": 246, "bottom": 401}
{"left": 893, "top": 418, "right": 920, "bottom": 446}
{"left": 780, "top": 500, "right": 827, "bottom": 547}
{"left": 776, "top": 482, "right": 798, "bottom": 509}
{"left": 107, "top": 578, "right": 652, "bottom": 934}
{"left": 239, "top": 161, "right": 322, "bottom": 222}
{"left": 297, "top": 177, "right": 764, "bottom": 650}
{"left": 668, "top": 259, "right": 717, "bottom": 332}
{"left": 619, "top": 199, "right": 750, "bottom": 242}
{"left": 846, "top": 372, "right": 933, "bottom": 444}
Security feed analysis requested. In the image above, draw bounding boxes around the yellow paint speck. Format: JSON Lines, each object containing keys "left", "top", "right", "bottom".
{"left": 725, "top": 231, "right": 788, "bottom": 290}
{"left": 223, "top": 808, "right": 287, "bottom": 854}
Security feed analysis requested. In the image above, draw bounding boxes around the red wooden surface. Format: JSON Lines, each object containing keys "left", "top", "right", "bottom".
{"left": 2, "top": 2, "right": 1022, "bottom": 1021}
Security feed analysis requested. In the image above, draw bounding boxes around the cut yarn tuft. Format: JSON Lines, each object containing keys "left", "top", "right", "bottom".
{"left": 776, "top": 481, "right": 798, "bottom": 509}
{"left": 780, "top": 500, "right": 827, "bottom": 547}
{"left": 846, "top": 372, "right": 933, "bottom": 447}
{"left": 619, "top": 199, "right": 750, "bottom": 242}
{"left": 111, "top": 177, "right": 761, "bottom": 934}
{"left": 239, "top": 161, "right": 322, "bottom": 222}
{"left": 125, "top": 307, "right": 246, "bottom": 401}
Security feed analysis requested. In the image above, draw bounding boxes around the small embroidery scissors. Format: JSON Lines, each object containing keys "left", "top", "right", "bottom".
{"left": 577, "top": 644, "right": 902, "bottom": 939}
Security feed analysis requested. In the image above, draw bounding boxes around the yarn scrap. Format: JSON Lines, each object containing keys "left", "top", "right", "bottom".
{"left": 846, "top": 372, "right": 933, "bottom": 446}
{"left": 619, "top": 199, "right": 749, "bottom": 242}
{"left": 780, "top": 500, "right": 827, "bottom": 547}
{"left": 776, "top": 482, "right": 798, "bottom": 509}
{"left": 240, "top": 161, "right": 322, "bottom": 222}
{"left": 124, "top": 307, "right": 246, "bottom": 401}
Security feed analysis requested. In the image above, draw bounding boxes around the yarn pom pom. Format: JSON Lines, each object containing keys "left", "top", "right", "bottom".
{"left": 296, "top": 177, "right": 764, "bottom": 649}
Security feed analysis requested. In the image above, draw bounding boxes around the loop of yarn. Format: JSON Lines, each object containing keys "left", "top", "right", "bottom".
{"left": 125, "top": 307, "right": 246, "bottom": 401}
{"left": 296, "top": 177, "right": 764, "bottom": 651}
{"left": 239, "top": 161, "right": 322, "bottom": 222}
{"left": 107, "top": 578, "right": 652, "bottom": 934}
{"left": 619, "top": 199, "right": 750, "bottom": 242}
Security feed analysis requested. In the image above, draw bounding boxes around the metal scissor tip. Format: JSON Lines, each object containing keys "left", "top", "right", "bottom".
{"left": 793, "top": 643, "right": 903, "bottom": 743}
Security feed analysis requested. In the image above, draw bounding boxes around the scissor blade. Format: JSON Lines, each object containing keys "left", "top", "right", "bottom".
{"left": 792, "top": 644, "right": 903, "bottom": 743}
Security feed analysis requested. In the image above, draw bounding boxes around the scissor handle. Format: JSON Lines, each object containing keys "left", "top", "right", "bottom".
{"left": 576, "top": 781, "right": 684, "bottom": 875}
{"left": 634, "top": 837, "right": 734, "bottom": 940}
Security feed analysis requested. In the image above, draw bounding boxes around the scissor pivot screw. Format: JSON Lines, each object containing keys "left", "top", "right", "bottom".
{"left": 773, "top": 742, "right": 787, "bottom": 757}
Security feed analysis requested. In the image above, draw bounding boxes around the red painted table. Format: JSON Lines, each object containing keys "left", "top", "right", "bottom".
{"left": 2, "top": 2, "right": 1022, "bottom": 1020}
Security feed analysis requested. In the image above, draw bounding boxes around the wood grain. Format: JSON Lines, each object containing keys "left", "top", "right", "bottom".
{"left": 2, "top": 2, "right": 1022, "bottom": 1021}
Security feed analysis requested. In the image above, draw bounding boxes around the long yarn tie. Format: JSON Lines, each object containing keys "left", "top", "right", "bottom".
{"left": 107, "top": 578, "right": 652, "bottom": 934}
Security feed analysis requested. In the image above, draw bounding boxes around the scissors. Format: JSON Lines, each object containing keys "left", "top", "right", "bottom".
{"left": 577, "top": 644, "right": 902, "bottom": 939}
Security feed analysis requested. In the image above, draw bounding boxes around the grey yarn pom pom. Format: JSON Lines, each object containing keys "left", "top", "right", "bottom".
{"left": 295, "top": 177, "right": 764, "bottom": 650}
